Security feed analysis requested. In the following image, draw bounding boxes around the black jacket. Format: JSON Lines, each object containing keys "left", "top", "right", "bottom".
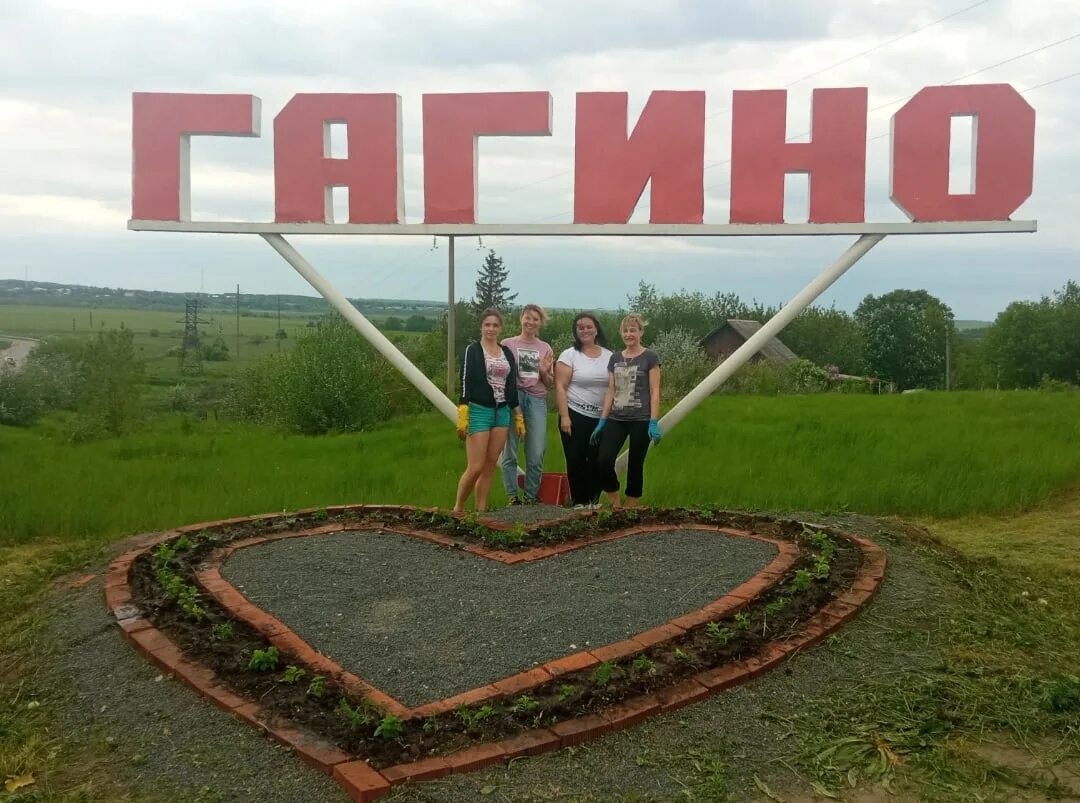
{"left": 458, "top": 342, "right": 520, "bottom": 408}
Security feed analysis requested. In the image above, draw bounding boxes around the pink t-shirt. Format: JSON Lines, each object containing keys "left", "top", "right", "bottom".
{"left": 501, "top": 335, "right": 553, "bottom": 398}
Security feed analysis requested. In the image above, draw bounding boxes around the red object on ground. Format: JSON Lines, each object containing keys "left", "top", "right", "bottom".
{"left": 517, "top": 472, "right": 570, "bottom": 506}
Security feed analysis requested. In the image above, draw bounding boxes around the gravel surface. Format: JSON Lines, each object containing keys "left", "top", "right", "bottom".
{"left": 32, "top": 513, "right": 959, "bottom": 802}
{"left": 221, "top": 527, "right": 776, "bottom": 706}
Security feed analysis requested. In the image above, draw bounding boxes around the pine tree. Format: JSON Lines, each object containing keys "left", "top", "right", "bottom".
{"left": 473, "top": 249, "right": 517, "bottom": 311}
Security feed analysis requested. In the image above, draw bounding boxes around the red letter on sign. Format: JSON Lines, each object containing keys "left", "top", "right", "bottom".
{"left": 422, "top": 92, "right": 552, "bottom": 224}
{"left": 274, "top": 94, "right": 403, "bottom": 224}
{"left": 574, "top": 91, "right": 705, "bottom": 224}
{"left": 891, "top": 84, "right": 1034, "bottom": 221}
{"left": 132, "top": 93, "right": 260, "bottom": 221}
{"left": 729, "top": 88, "right": 867, "bottom": 223}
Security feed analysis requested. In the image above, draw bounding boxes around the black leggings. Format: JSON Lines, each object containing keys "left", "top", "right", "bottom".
{"left": 598, "top": 418, "right": 651, "bottom": 499}
{"left": 559, "top": 408, "right": 602, "bottom": 505}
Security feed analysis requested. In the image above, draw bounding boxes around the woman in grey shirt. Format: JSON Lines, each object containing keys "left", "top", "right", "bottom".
{"left": 591, "top": 314, "right": 663, "bottom": 507}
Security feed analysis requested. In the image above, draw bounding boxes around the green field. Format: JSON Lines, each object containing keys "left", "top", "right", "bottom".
{"left": 2, "top": 389, "right": 1078, "bottom": 801}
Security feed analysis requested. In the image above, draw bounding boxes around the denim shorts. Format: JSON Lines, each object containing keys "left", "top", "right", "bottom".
{"left": 468, "top": 402, "right": 510, "bottom": 434}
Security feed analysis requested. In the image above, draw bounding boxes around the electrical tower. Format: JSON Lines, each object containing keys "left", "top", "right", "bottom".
{"left": 178, "top": 297, "right": 208, "bottom": 373}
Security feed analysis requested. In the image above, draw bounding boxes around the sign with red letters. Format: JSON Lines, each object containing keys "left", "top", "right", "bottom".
{"left": 130, "top": 85, "right": 1035, "bottom": 228}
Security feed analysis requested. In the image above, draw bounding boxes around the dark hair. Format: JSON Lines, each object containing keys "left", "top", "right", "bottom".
{"left": 572, "top": 312, "right": 609, "bottom": 351}
{"left": 478, "top": 307, "right": 503, "bottom": 325}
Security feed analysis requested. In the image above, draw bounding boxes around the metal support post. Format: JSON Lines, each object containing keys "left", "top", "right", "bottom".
{"left": 447, "top": 235, "right": 456, "bottom": 397}
{"left": 616, "top": 234, "right": 885, "bottom": 471}
{"left": 261, "top": 233, "right": 458, "bottom": 421}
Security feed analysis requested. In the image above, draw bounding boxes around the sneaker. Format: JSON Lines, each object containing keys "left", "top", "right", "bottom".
{"left": 572, "top": 503, "right": 587, "bottom": 510}
{"left": 507, "top": 496, "right": 522, "bottom": 506}
{"left": 523, "top": 496, "right": 540, "bottom": 506}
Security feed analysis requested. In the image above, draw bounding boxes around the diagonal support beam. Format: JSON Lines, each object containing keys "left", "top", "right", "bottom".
{"left": 616, "top": 233, "right": 885, "bottom": 472}
{"left": 262, "top": 233, "right": 458, "bottom": 421}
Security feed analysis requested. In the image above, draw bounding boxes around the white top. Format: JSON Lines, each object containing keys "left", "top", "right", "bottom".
{"left": 558, "top": 346, "right": 614, "bottom": 418}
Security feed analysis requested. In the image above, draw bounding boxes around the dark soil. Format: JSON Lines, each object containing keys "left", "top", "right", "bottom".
{"left": 127, "top": 506, "right": 861, "bottom": 769}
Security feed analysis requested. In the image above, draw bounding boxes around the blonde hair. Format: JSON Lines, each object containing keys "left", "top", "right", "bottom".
{"left": 520, "top": 303, "right": 548, "bottom": 326}
{"left": 620, "top": 314, "right": 646, "bottom": 331}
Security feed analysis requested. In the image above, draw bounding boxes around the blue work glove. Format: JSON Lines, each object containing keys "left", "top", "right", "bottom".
{"left": 589, "top": 418, "right": 607, "bottom": 446}
{"left": 648, "top": 418, "right": 662, "bottom": 444}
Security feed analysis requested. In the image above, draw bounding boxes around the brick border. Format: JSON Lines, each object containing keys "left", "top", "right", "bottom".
{"left": 103, "top": 506, "right": 886, "bottom": 802}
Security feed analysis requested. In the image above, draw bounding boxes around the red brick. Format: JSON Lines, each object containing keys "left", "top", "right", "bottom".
{"left": 590, "top": 639, "right": 643, "bottom": 664}
{"left": 444, "top": 741, "right": 507, "bottom": 773}
{"left": 233, "top": 702, "right": 269, "bottom": 731}
{"left": 602, "top": 696, "right": 660, "bottom": 731}
{"left": 382, "top": 756, "right": 451, "bottom": 783}
{"left": 412, "top": 685, "right": 499, "bottom": 718}
{"left": 203, "top": 683, "right": 248, "bottom": 712}
{"left": 171, "top": 658, "right": 218, "bottom": 693}
{"left": 633, "top": 623, "right": 685, "bottom": 648}
{"left": 268, "top": 630, "right": 316, "bottom": 659}
{"left": 543, "top": 651, "right": 599, "bottom": 678}
{"left": 130, "top": 627, "right": 175, "bottom": 654}
{"left": 118, "top": 617, "right": 153, "bottom": 635}
{"left": 670, "top": 608, "right": 716, "bottom": 630}
{"left": 696, "top": 663, "right": 747, "bottom": 690}
{"left": 269, "top": 724, "right": 352, "bottom": 773}
{"left": 333, "top": 760, "right": 391, "bottom": 802}
{"left": 551, "top": 713, "right": 611, "bottom": 746}
{"left": 654, "top": 678, "right": 711, "bottom": 712}
{"left": 104, "top": 585, "right": 133, "bottom": 609}
{"left": 852, "top": 575, "right": 881, "bottom": 593}
{"left": 497, "top": 727, "right": 561, "bottom": 758}
{"left": 149, "top": 643, "right": 185, "bottom": 675}
{"left": 492, "top": 667, "right": 551, "bottom": 697}
{"left": 701, "top": 597, "right": 746, "bottom": 618}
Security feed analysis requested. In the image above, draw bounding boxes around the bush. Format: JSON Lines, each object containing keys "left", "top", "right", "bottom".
{"left": 649, "top": 328, "right": 713, "bottom": 401}
{"left": 226, "top": 315, "right": 427, "bottom": 434}
{"left": 70, "top": 327, "right": 145, "bottom": 439}
{"left": 166, "top": 383, "right": 196, "bottom": 412}
{"left": 721, "top": 358, "right": 832, "bottom": 396}
{"left": 1037, "top": 375, "right": 1077, "bottom": 393}
{"left": 0, "top": 368, "right": 44, "bottom": 426}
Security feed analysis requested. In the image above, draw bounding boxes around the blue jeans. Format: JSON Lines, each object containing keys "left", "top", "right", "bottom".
{"left": 501, "top": 392, "right": 547, "bottom": 500}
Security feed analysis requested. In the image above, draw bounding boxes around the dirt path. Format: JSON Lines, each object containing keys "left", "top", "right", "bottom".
{"left": 0, "top": 334, "right": 40, "bottom": 369}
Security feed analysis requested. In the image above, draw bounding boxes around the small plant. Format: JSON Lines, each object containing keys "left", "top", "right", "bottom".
{"left": 510, "top": 694, "right": 540, "bottom": 714}
{"left": 594, "top": 509, "right": 612, "bottom": 525}
{"left": 697, "top": 506, "right": 716, "bottom": 521}
{"left": 764, "top": 597, "right": 790, "bottom": 617}
{"left": 705, "top": 622, "right": 734, "bottom": 645}
{"left": 211, "top": 622, "right": 234, "bottom": 642}
{"left": 463, "top": 511, "right": 480, "bottom": 528}
{"left": 791, "top": 568, "right": 813, "bottom": 592}
{"left": 592, "top": 661, "right": 617, "bottom": 687}
{"left": 734, "top": 613, "right": 751, "bottom": 630}
{"left": 311, "top": 508, "right": 329, "bottom": 521}
{"left": 422, "top": 716, "right": 440, "bottom": 735}
{"left": 631, "top": 654, "right": 656, "bottom": 674}
{"left": 374, "top": 714, "right": 404, "bottom": 739}
{"left": 280, "top": 665, "right": 307, "bottom": 684}
{"left": 814, "top": 556, "right": 832, "bottom": 579}
{"left": 248, "top": 646, "right": 280, "bottom": 672}
{"left": 674, "top": 647, "right": 689, "bottom": 661}
{"left": 306, "top": 675, "right": 326, "bottom": 699}
{"left": 558, "top": 684, "right": 576, "bottom": 701}
{"left": 336, "top": 697, "right": 374, "bottom": 729}
{"left": 456, "top": 703, "right": 496, "bottom": 731}
{"left": 173, "top": 534, "right": 194, "bottom": 551}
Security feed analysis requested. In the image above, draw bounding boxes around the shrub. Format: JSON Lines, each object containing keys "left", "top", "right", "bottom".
{"left": 650, "top": 328, "right": 713, "bottom": 401}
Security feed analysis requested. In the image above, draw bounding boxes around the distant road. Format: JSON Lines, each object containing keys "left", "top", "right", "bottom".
{"left": 0, "top": 335, "right": 40, "bottom": 370}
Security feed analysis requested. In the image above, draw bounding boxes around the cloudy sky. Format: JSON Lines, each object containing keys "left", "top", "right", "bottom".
{"left": 1, "top": 0, "right": 1077, "bottom": 319}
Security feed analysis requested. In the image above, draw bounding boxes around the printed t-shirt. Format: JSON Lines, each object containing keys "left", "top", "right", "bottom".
{"left": 557, "top": 346, "right": 613, "bottom": 418}
{"left": 501, "top": 335, "right": 553, "bottom": 398}
{"left": 608, "top": 349, "right": 660, "bottom": 421}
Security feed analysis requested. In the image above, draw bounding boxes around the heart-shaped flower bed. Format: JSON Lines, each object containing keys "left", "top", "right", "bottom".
{"left": 105, "top": 506, "right": 885, "bottom": 802}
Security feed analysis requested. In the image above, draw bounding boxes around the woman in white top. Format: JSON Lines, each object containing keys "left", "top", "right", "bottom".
{"left": 554, "top": 313, "right": 614, "bottom": 508}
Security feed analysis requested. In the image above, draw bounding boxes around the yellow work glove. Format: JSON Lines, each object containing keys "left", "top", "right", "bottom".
{"left": 456, "top": 404, "right": 469, "bottom": 440}
{"left": 514, "top": 410, "right": 526, "bottom": 438}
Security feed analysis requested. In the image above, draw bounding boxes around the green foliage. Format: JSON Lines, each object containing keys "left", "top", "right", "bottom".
{"left": 473, "top": 249, "right": 517, "bottom": 311}
{"left": 226, "top": 314, "right": 425, "bottom": 434}
{"left": 734, "top": 612, "right": 751, "bottom": 630}
{"left": 705, "top": 622, "right": 734, "bottom": 644}
{"left": 336, "top": 697, "right": 374, "bottom": 729}
{"left": 673, "top": 647, "right": 689, "bottom": 661}
{"left": 557, "top": 684, "right": 576, "bottom": 701}
{"left": 1038, "top": 674, "right": 1080, "bottom": 713}
{"left": 70, "top": 326, "right": 146, "bottom": 439}
{"left": 306, "top": 675, "right": 326, "bottom": 699}
{"left": 625, "top": 280, "right": 771, "bottom": 343}
{"left": 456, "top": 703, "right": 496, "bottom": 731}
{"left": 984, "top": 281, "right": 1080, "bottom": 389}
{"left": 248, "top": 646, "right": 279, "bottom": 672}
{"left": 280, "top": 665, "right": 306, "bottom": 684}
{"left": 783, "top": 305, "right": 867, "bottom": 375}
{"left": 592, "top": 661, "right": 617, "bottom": 686}
{"left": 373, "top": 714, "right": 404, "bottom": 739}
{"left": 510, "top": 694, "right": 540, "bottom": 714}
{"left": 211, "top": 622, "right": 234, "bottom": 642}
{"left": 631, "top": 655, "right": 656, "bottom": 674}
{"left": 649, "top": 328, "right": 713, "bottom": 400}
{"left": 382, "top": 316, "right": 403, "bottom": 331}
{"left": 856, "top": 289, "right": 953, "bottom": 390}
{"left": 792, "top": 568, "right": 814, "bottom": 592}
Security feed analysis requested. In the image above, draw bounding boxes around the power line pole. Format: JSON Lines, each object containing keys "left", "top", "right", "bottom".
{"left": 235, "top": 284, "right": 241, "bottom": 362}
